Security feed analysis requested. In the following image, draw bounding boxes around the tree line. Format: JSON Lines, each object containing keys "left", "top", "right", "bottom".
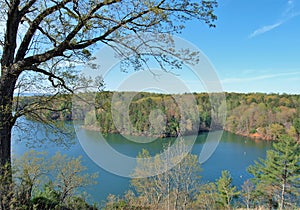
{"left": 23, "top": 91, "right": 300, "bottom": 141}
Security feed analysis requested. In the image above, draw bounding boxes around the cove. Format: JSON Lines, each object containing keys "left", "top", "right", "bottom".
{"left": 11, "top": 117, "right": 272, "bottom": 203}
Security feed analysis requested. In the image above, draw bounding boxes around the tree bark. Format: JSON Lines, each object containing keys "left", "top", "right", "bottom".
{"left": 279, "top": 162, "right": 287, "bottom": 210}
{"left": 0, "top": 120, "right": 12, "bottom": 175}
{"left": 0, "top": 86, "right": 14, "bottom": 174}
{"left": 0, "top": 69, "right": 18, "bottom": 207}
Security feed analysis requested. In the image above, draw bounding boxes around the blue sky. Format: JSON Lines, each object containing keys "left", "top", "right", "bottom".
{"left": 177, "top": 0, "right": 300, "bottom": 93}
{"left": 102, "top": 0, "right": 300, "bottom": 94}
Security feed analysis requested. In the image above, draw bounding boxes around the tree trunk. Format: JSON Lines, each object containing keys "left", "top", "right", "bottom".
{"left": 0, "top": 115, "right": 13, "bottom": 209}
{"left": 0, "top": 122, "right": 12, "bottom": 176}
{"left": 268, "top": 197, "right": 273, "bottom": 210}
{"left": 280, "top": 183, "right": 285, "bottom": 210}
{"left": 173, "top": 189, "right": 178, "bottom": 210}
{"left": 279, "top": 163, "right": 287, "bottom": 210}
{"left": 0, "top": 124, "right": 12, "bottom": 173}
{"left": 0, "top": 71, "right": 17, "bottom": 208}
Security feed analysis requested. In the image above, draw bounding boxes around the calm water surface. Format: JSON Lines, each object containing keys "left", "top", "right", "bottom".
{"left": 12, "top": 118, "right": 272, "bottom": 203}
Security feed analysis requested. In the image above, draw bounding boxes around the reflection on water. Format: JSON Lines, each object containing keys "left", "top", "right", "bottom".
{"left": 12, "top": 118, "right": 272, "bottom": 203}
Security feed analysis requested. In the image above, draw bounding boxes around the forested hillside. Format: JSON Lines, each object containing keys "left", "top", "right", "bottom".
{"left": 20, "top": 92, "right": 300, "bottom": 141}
{"left": 225, "top": 93, "right": 300, "bottom": 140}
{"left": 90, "top": 92, "right": 300, "bottom": 141}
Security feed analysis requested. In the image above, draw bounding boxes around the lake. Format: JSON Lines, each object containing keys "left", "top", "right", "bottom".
{"left": 11, "top": 117, "right": 272, "bottom": 203}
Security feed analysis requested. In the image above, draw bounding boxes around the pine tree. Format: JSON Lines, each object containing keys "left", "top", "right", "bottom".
{"left": 216, "top": 170, "right": 239, "bottom": 209}
{"left": 293, "top": 118, "right": 300, "bottom": 141}
{"left": 248, "top": 135, "right": 300, "bottom": 209}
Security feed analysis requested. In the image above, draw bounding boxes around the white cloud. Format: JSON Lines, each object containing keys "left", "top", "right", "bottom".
{"left": 248, "top": 22, "right": 283, "bottom": 38}
{"left": 221, "top": 71, "right": 300, "bottom": 84}
{"left": 248, "top": 0, "right": 299, "bottom": 38}
{"left": 285, "top": 0, "right": 295, "bottom": 14}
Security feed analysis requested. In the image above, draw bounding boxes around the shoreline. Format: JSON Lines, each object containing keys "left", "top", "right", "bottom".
{"left": 82, "top": 124, "right": 274, "bottom": 142}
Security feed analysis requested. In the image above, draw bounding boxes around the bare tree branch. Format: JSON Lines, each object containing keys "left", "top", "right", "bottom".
{"left": 15, "top": 0, "right": 72, "bottom": 62}
{"left": 19, "top": 0, "right": 37, "bottom": 16}
{"left": 30, "top": 65, "right": 74, "bottom": 93}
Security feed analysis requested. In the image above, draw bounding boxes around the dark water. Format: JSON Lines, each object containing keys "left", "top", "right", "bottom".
{"left": 11, "top": 118, "right": 272, "bottom": 203}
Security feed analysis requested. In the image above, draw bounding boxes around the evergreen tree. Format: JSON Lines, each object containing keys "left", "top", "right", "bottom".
{"left": 192, "top": 182, "right": 218, "bottom": 210}
{"left": 293, "top": 118, "right": 300, "bottom": 141}
{"left": 216, "top": 170, "right": 239, "bottom": 209}
{"left": 248, "top": 135, "right": 300, "bottom": 209}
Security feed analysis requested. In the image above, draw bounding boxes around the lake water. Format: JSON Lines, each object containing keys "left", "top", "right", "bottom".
{"left": 11, "top": 117, "right": 272, "bottom": 203}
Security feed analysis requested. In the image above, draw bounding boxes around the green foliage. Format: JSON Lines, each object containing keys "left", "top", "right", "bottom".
{"left": 0, "top": 151, "right": 98, "bottom": 210}
{"left": 32, "top": 182, "right": 60, "bottom": 209}
{"left": 293, "top": 118, "right": 300, "bottom": 140}
{"left": 32, "top": 182, "right": 98, "bottom": 210}
{"left": 248, "top": 135, "right": 300, "bottom": 209}
{"left": 249, "top": 128, "right": 256, "bottom": 134}
{"left": 225, "top": 93, "right": 300, "bottom": 140}
{"left": 25, "top": 92, "right": 300, "bottom": 142}
{"left": 215, "top": 170, "right": 240, "bottom": 209}
{"left": 192, "top": 182, "right": 218, "bottom": 210}
{"left": 104, "top": 190, "right": 165, "bottom": 209}
{"left": 94, "top": 92, "right": 299, "bottom": 140}
{"left": 267, "top": 123, "right": 285, "bottom": 140}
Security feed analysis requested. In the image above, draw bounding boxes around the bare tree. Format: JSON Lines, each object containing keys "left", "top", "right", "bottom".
{"left": 50, "top": 152, "right": 98, "bottom": 203}
{"left": 241, "top": 180, "right": 255, "bottom": 210}
{"left": 131, "top": 138, "right": 202, "bottom": 210}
